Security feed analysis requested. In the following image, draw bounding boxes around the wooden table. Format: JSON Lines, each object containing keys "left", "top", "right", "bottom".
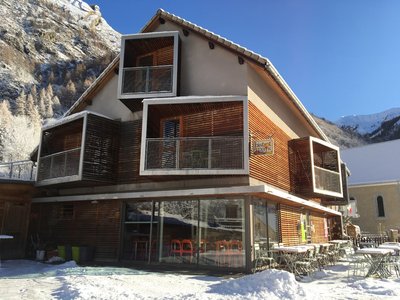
{"left": 356, "top": 248, "right": 394, "bottom": 278}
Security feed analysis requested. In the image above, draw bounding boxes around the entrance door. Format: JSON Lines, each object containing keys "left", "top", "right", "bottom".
{"left": 122, "top": 201, "right": 159, "bottom": 262}
{"left": 252, "top": 199, "right": 279, "bottom": 264}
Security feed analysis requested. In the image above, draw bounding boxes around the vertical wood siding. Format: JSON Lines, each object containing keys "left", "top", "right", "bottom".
{"left": 279, "top": 205, "right": 302, "bottom": 246}
{"left": 310, "top": 213, "right": 328, "bottom": 243}
{"left": 29, "top": 200, "right": 122, "bottom": 261}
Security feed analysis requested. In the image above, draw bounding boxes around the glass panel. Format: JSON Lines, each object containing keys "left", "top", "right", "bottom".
{"left": 198, "top": 198, "right": 245, "bottom": 268}
{"left": 122, "top": 201, "right": 159, "bottom": 262}
{"left": 159, "top": 200, "right": 199, "bottom": 264}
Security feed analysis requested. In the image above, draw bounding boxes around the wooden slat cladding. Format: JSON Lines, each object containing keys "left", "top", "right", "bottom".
{"left": 82, "top": 114, "right": 120, "bottom": 183}
{"left": 29, "top": 200, "right": 122, "bottom": 261}
{"left": 310, "top": 213, "right": 328, "bottom": 243}
{"left": 118, "top": 120, "right": 142, "bottom": 184}
{"left": 279, "top": 205, "right": 302, "bottom": 246}
{"left": 0, "top": 183, "right": 34, "bottom": 259}
{"left": 248, "top": 101, "right": 291, "bottom": 190}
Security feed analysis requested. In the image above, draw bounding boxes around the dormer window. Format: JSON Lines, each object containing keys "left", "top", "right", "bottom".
{"left": 118, "top": 31, "right": 180, "bottom": 104}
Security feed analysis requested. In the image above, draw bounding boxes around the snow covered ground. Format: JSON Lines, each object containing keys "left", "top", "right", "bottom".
{"left": 1, "top": 259, "right": 400, "bottom": 299}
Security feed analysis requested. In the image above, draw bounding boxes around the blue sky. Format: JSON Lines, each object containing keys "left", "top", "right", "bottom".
{"left": 93, "top": 0, "right": 400, "bottom": 121}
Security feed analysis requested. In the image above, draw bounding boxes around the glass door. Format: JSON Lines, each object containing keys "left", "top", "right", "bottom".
{"left": 122, "top": 201, "right": 159, "bottom": 262}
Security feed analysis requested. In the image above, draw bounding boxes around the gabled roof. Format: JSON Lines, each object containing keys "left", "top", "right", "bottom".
{"left": 341, "top": 139, "right": 400, "bottom": 185}
{"left": 65, "top": 9, "right": 329, "bottom": 142}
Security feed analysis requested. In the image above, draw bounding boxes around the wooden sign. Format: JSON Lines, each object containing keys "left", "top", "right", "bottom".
{"left": 253, "top": 138, "right": 274, "bottom": 155}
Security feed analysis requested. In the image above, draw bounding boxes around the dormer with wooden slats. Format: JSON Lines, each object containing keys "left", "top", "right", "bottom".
{"left": 36, "top": 112, "right": 120, "bottom": 186}
{"left": 288, "top": 136, "right": 344, "bottom": 199}
{"left": 118, "top": 31, "right": 180, "bottom": 110}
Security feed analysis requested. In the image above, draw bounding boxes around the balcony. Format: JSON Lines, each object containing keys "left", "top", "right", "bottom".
{"left": 288, "top": 136, "right": 343, "bottom": 199}
{"left": 0, "top": 160, "right": 36, "bottom": 181}
{"left": 140, "top": 96, "right": 249, "bottom": 175}
{"left": 145, "top": 137, "right": 244, "bottom": 172}
{"left": 122, "top": 65, "right": 173, "bottom": 95}
{"left": 36, "top": 112, "right": 119, "bottom": 186}
{"left": 37, "top": 148, "right": 81, "bottom": 181}
{"left": 118, "top": 31, "right": 179, "bottom": 107}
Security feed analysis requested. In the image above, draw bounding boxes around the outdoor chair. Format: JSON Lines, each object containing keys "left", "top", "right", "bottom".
{"left": 252, "top": 243, "right": 278, "bottom": 273}
{"left": 293, "top": 249, "right": 316, "bottom": 277}
{"left": 347, "top": 254, "right": 368, "bottom": 278}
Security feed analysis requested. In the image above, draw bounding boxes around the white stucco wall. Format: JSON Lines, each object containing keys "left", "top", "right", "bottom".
{"left": 247, "top": 65, "right": 313, "bottom": 139}
{"left": 86, "top": 75, "right": 135, "bottom": 121}
{"left": 152, "top": 22, "right": 248, "bottom": 96}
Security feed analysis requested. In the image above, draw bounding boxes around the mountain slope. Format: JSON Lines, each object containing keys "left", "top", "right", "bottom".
{"left": 334, "top": 108, "right": 400, "bottom": 144}
{"left": 0, "top": 0, "right": 120, "bottom": 109}
{"left": 312, "top": 115, "right": 367, "bottom": 149}
{"left": 0, "top": 0, "right": 121, "bottom": 161}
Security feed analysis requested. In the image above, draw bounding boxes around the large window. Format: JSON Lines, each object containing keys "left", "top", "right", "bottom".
{"left": 122, "top": 198, "right": 245, "bottom": 268}
{"left": 198, "top": 199, "right": 245, "bottom": 268}
{"left": 377, "top": 196, "right": 385, "bottom": 217}
{"left": 253, "top": 199, "right": 279, "bottom": 250}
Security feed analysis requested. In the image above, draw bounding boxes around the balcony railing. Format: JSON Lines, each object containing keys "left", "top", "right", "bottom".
{"left": 0, "top": 160, "right": 36, "bottom": 181}
{"left": 122, "top": 65, "right": 173, "bottom": 95}
{"left": 145, "top": 137, "right": 244, "bottom": 171}
{"left": 37, "top": 148, "right": 81, "bottom": 181}
{"left": 314, "top": 166, "right": 342, "bottom": 194}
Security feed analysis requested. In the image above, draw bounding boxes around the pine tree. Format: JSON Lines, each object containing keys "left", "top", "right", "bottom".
{"left": 15, "top": 90, "right": 27, "bottom": 116}
{"left": 38, "top": 88, "right": 47, "bottom": 117}
{"left": 65, "top": 79, "right": 77, "bottom": 107}
{"left": 0, "top": 101, "right": 13, "bottom": 161}
{"left": 26, "top": 93, "right": 41, "bottom": 124}
{"left": 52, "top": 95, "right": 62, "bottom": 114}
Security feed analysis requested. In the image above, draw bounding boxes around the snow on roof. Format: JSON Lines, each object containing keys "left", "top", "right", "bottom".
{"left": 341, "top": 139, "right": 400, "bottom": 185}
{"left": 43, "top": 111, "right": 112, "bottom": 131}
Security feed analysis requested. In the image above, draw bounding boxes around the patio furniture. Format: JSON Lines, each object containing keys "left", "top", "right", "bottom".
{"left": 356, "top": 248, "right": 394, "bottom": 278}
{"left": 0, "top": 235, "right": 13, "bottom": 268}
{"left": 253, "top": 243, "right": 277, "bottom": 272}
{"left": 272, "top": 246, "right": 309, "bottom": 276}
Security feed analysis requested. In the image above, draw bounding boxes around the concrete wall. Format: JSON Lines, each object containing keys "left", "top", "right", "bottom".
{"left": 86, "top": 75, "right": 136, "bottom": 122}
{"left": 349, "top": 182, "right": 400, "bottom": 234}
{"left": 152, "top": 22, "right": 248, "bottom": 97}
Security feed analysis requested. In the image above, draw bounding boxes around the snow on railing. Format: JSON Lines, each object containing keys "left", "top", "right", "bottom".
{"left": 0, "top": 160, "right": 36, "bottom": 181}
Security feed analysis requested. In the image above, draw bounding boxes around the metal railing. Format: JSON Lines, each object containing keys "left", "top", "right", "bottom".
{"left": 314, "top": 166, "right": 341, "bottom": 194}
{"left": 0, "top": 160, "right": 36, "bottom": 181}
{"left": 37, "top": 148, "right": 81, "bottom": 181}
{"left": 122, "top": 65, "right": 173, "bottom": 94}
{"left": 145, "top": 136, "right": 244, "bottom": 171}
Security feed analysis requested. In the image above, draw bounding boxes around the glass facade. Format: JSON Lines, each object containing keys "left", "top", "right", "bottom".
{"left": 253, "top": 199, "right": 279, "bottom": 250}
{"left": 122, "top": 197, "right": 245, "bottom": 268}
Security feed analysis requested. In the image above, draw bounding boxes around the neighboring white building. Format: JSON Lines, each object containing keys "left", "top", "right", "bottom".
{"left": 341, "top": 139, "right": 400, "bottom": 234}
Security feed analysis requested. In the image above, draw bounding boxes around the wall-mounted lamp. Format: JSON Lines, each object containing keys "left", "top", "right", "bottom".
{"left": 238, "top": 56, "right": 244, "bottom": 65}
{"left": 159, "top": 17, "right": 165, "bottom": 24}
{"left": 208, "top": 41, "right": 215, "bottom": 49}
{"left": 183, "top": 29, "right": 189, "bottom": 36}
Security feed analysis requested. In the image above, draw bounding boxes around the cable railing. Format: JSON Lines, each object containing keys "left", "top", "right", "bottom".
{"left": 122, "top": 65, "right": 173, "bottom": 94}
{"left": 0, "top": 160, "right": 36, "bottom": 181}
{"left": 145, "top": 136, "right": 244, "bottom": 171}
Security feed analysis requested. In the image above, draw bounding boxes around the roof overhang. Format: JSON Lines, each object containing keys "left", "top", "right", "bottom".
{"left": 32, "top": 184, "right": 341, "bottom": 216}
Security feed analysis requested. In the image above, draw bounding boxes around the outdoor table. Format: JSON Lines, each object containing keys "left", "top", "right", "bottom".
{"left": 0, "top": 235, "right": 13, "bottom": 268}
{"left": 272, "top": 246, "right": 308, "bottom": 274}
{"left": 356, "top": 248, "right": 394, "bottom": 278}
{"left": 378, "top": 244, "right": 400, "bottom": 255}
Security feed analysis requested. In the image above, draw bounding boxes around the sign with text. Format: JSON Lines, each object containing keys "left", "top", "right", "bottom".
{"left": 253, "top": 138, "right": 274, "bottom": 155}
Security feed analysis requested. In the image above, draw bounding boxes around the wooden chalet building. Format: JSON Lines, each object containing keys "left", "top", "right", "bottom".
{"left": 28, "top": 9, "right": 349, "bottom": 272}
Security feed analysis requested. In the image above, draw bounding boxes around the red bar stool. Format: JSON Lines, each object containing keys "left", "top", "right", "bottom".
{"left": 181, "top": 239, "right": 194, "bottom": 263}
{"left": 170, "top": 239, "right": 182, "bottom": 260}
